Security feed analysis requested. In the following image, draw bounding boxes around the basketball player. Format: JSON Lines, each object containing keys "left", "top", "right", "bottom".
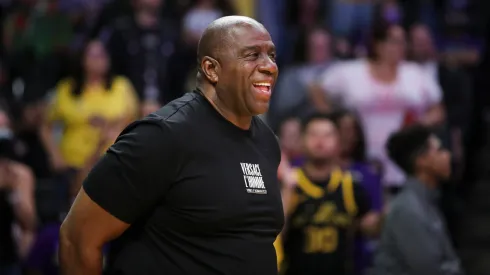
{"left": 59, "top": 16, "right": 283, "bottom": 275}
{"left": 280, "top": 113, "right": 379, "bottom": 275}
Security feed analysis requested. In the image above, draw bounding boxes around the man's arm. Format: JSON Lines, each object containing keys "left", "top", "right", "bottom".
{"left": 60, "top": 189, "right": 128, "bottom": 275}
{"left": 390, "top": 207, "right": 451, "bottom": 275}
{"left": 59, "top": 118, "right": 179, "bottom": 275}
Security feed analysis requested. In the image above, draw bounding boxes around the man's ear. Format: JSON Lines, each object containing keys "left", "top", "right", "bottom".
{"left": 200, "top": 56, "right": 220, "bottom": 84}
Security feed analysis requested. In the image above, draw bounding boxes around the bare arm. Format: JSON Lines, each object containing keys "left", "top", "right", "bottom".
{"left": 59, "top": 188, "right": 130, "bottom": 275}
{"left": 359, "top": 211, "right": 381, "bottom": 238}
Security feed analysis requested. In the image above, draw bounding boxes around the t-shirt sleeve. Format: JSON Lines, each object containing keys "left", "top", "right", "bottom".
{"left": 83, "top": 116, "right": 179, "bottom": 224}
{"left": 353, "top": 182, "right": 372, "bottom": 218}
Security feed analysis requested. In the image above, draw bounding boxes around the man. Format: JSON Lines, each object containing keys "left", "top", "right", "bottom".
{"left": 409, "top": 23, "right": 470, "bottom": 245}
{"left": 373, "top": 125, "right": 464, "bottom": 275}
{"left": 103, "top": 0, "right": 180, "bottom": 113}
{"left": 268, "top": 27, "right": 333, "bottom": 131}
{"left": 59, "top": 16, "right": 283, "bottom": 275}
{"left": 280, "top": 113, "right": 379, "bottom": 275}
{"left": 409, "top": 23, "right": 473, "bottom": 178}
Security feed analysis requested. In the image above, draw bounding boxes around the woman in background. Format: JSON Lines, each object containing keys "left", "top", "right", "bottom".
{"left": 335, "top": 109, "right": 382, "bottom": 275}
{"left": 40, "top": 40, "right": 138, "bottom": 195}
{"left": 311, "top": 19, "right": 444, "bottom": 189}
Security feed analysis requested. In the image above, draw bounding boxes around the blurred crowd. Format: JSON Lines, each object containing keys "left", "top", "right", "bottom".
{"left": 0, "top": 0, "right": 488, "bottom": 274}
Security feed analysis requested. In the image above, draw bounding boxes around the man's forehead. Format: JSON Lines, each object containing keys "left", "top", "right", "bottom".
{"left": 228, "top": 25, "right": 274, "bottom": 49}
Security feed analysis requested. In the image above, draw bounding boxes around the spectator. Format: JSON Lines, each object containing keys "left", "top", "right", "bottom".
{"left": 40, "top": 40, "right": 138, "bottom": 185}
{"left": 409, "top": 23, "right": 473, "bottom": 176}
{"left": 280, "top": 113, "right": 378, "bottom": 275}
{"left": 0, "top": 103, "right": 36, "bottom": 275}
{"left": 329, "top": 0, "right": 375, "bottom": 38}
{"left": 374, "top": 0, "right": 403, "bottom": 25}
{"left": 373, "top": 125, "right": 464, "bottom": 275}
{"left": 311, "top": 20, "right": 444, "bottom": 189}
{"left": 278, "top": 117, "right": 303, "bottom": 168}
{"left": 103, "top": 0, "right": 179, "bottom": 113}
{"left": 281, "top": 0, "right": 326, "bottom": 65}
{"left": 182, "top": 0, "right": 229, "bottom": 46}
{"left": 334, "top": 109, "right": 383, "bottom": 275}
{"left": 268, "top": 27, "right": 333, "bottom": 130}
{"left": 169, "top": 0, "right": 236, "bottom": 96}
{"left": 334, "top": 36, "right": 355, "bottom": 60}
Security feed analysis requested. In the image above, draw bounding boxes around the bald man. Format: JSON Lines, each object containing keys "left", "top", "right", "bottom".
{"left": 59, "top": 16, "right": 283, "bottom": 275}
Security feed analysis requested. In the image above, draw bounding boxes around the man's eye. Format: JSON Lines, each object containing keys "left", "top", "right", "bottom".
{"left": 269, "top": 53, "right": 276, "bottom": 61}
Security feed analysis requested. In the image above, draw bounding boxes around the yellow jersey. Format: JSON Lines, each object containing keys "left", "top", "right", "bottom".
{"left": 48, "top": 76, "right": 138, "bottom": 168}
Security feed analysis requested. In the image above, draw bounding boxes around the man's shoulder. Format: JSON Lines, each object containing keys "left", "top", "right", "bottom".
{"left": 386, "top": 190, "right": 422, "bottom": 219}
{"left": 152, "top": 92, "right": 201, "bottom": 121}
{"left": 254, "top": 115, "right": 276, "bottom": 134}
{"left": 119, "top": 93, "right": 201, "bottom": 138}
{"left": 254, "top": 116, "right": 280, "bottom": 146}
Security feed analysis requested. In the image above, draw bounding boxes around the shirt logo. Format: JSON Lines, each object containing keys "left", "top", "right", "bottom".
{"left": 240, "top": 162, "right": 267, "bottom": 194}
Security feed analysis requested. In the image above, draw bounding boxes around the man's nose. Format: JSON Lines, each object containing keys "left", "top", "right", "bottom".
{"left": 258, "top": 56, "right": 278, "bottom": 75}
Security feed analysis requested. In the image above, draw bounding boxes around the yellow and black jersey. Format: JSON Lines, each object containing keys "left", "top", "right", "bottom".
{"left": 280, "top": 167, "right": 371, "bottom": 275}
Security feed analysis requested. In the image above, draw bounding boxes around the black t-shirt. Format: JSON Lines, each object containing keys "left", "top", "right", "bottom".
{"left": 83, "top": 91, "right": 284, "bottom": 275}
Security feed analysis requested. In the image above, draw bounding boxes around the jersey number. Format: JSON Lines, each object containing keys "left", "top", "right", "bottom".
{"left": 304, "top": 225, "right": 338, "bottom": 253}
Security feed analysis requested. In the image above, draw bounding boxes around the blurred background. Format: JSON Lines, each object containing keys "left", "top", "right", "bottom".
{"left": 1, "top": 0, "right": 490, "bottom": 274}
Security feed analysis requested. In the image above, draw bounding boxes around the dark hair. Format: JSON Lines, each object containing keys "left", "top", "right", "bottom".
{"left": 332, "top": 109, "right": 367, "bottom": 162}
{"left": 301, "top": 112, "right": 339, "bottom": 133}
{"left": 366, "top": 19, "right": 400, "bottom": 60}
{"left": 71, "top": 41, "right": 115, "bottom": 97}
{"left": 386, "top": 124, "right": 432, "bottom": 174}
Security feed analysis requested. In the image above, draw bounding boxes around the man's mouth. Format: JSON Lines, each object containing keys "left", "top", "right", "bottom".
{"left": 252, "top": 82, "right": 272, "bottom": 96}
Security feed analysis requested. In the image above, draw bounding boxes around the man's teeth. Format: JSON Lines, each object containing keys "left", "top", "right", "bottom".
{"left": 254, "top": 83, "right": 271, "bottom": 87}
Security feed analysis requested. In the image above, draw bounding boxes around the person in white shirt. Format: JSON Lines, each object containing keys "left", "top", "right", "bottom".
{"left": 310, "top": 20, "right": 445, "bottom": 189}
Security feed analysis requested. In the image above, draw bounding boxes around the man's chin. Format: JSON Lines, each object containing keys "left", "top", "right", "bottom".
{"left": 249, "top": 103, "right": 270, "bottom": 116}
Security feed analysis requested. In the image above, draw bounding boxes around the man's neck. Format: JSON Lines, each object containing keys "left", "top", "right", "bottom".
{"left": 199, "top": 86, "right": 252, "bottom": 130}
{"left": 414, "top": 172, "right": 438, "bottom": 189}
{"left": 303, "top": 160, "right": 335, "bottom": 181}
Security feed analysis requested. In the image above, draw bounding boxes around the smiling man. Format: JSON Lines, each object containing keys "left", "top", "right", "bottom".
{"left": 59, "top": 16, "right": 283, "bottom": 275}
